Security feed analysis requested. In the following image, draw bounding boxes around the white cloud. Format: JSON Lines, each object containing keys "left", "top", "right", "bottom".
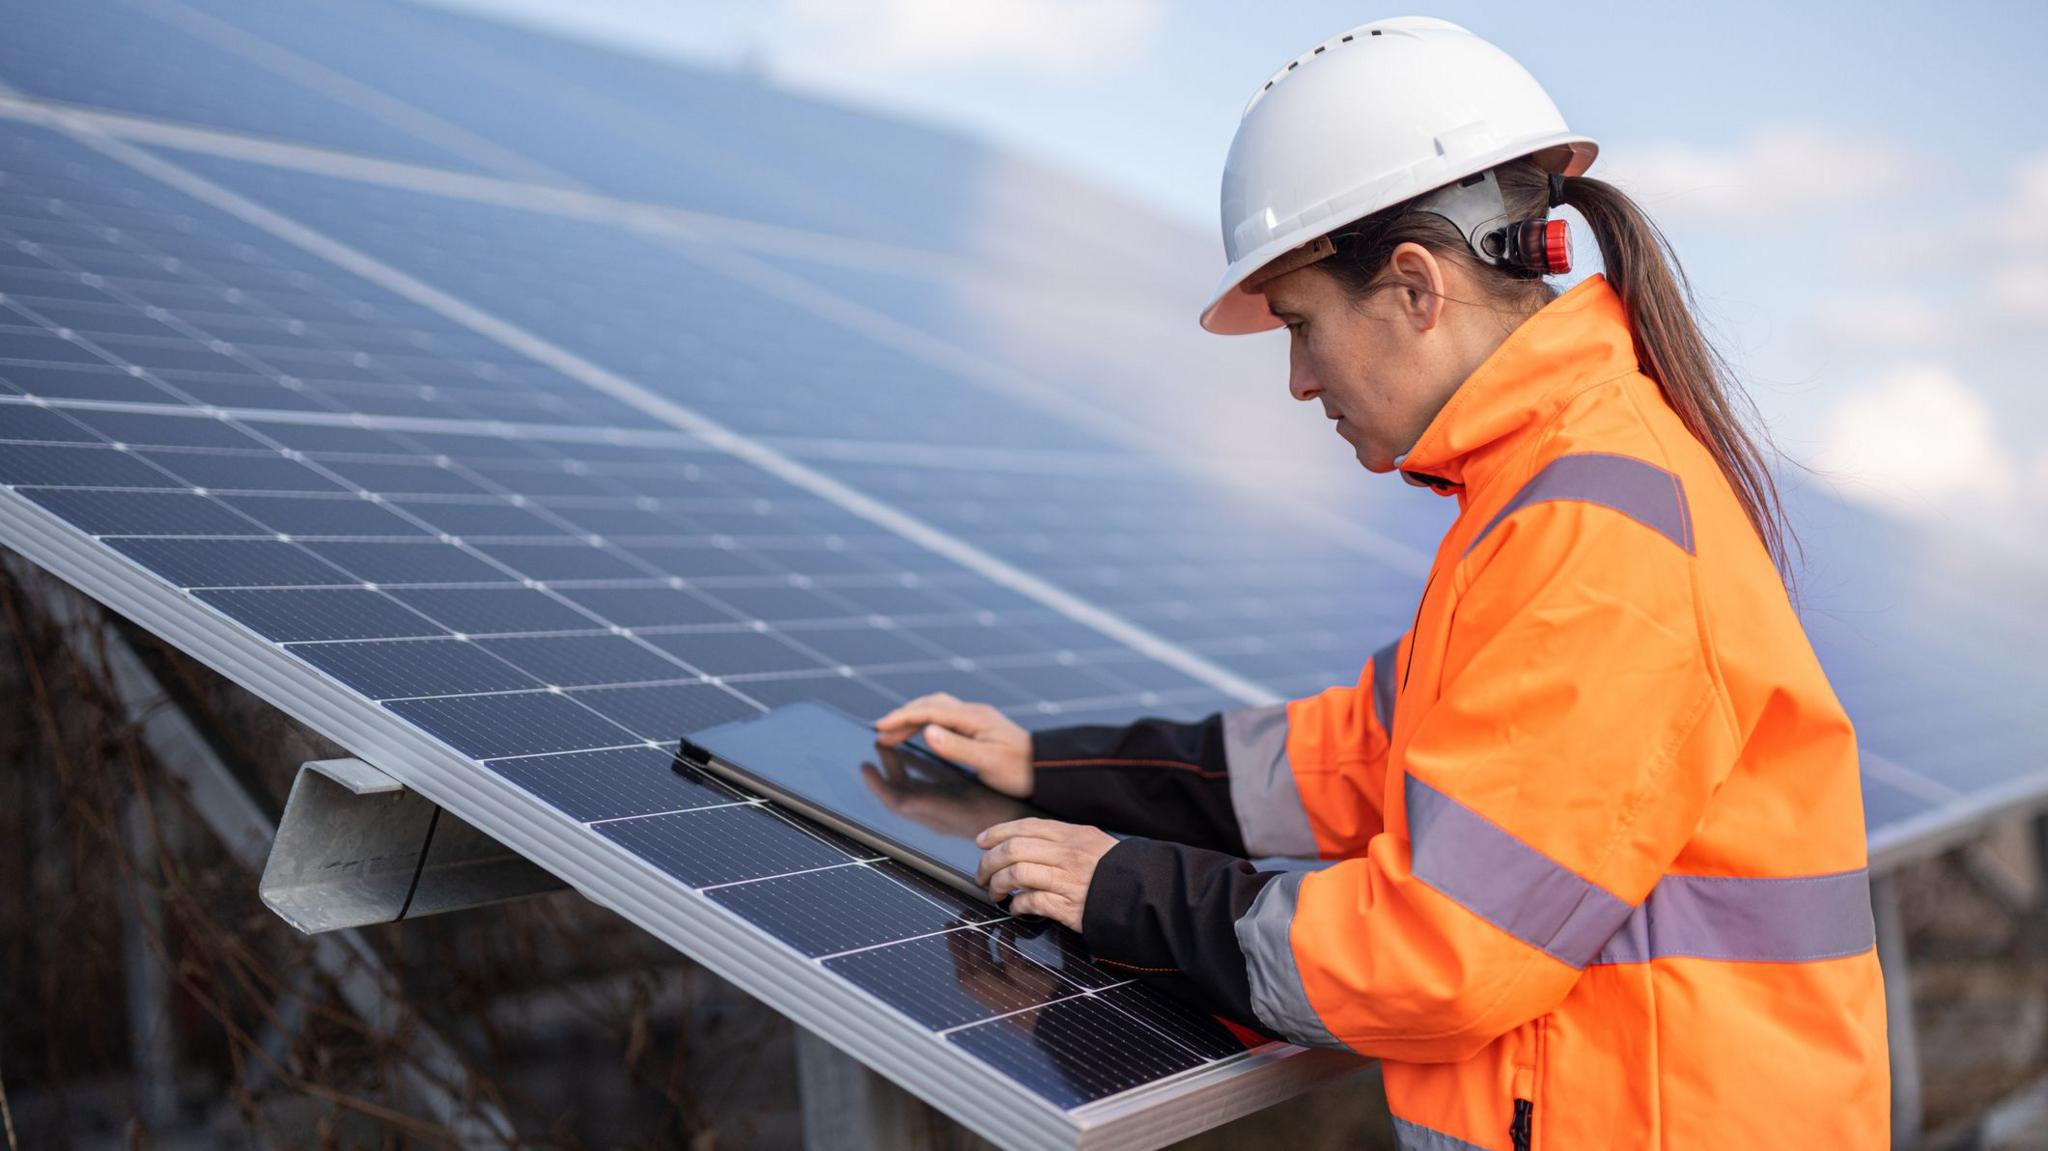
{"left": 776, "top": 0, "right": 1162, "bottom": 74}
{"left": 1599, "top": 125, "right": 1910, "bottom": 220}
{"left": 1990, "top": 262, "right": 2048, "bottom": 321}
{"left": 1810, "top": 364, "right": 2018, "bottom": 517}
{"left": 1815, "top": 293, "right": 1948, "bottom": 349}
{"left": 1997, "top": 153, "right": 2048, "bottom": 249}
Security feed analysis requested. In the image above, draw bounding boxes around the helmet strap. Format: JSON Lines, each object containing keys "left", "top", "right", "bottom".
{"left": 1411, "top": 168, "right": 1515, "bottom": 263}
{"left": 1412, "top": 167, "right": 1570, "bottom": 277}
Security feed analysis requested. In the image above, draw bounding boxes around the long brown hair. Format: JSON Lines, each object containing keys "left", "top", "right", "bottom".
{"left": 1317, "top": 156, "right": 1802, "bottom": 588}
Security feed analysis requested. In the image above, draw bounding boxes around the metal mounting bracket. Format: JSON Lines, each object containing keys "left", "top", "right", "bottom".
{"left": 261, "top": 756, "right": 566, "bottom": 933}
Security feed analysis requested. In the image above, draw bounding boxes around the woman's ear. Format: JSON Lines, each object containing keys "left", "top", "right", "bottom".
{"left": 1387, "top": 242, "right": 1446, "bottom": 332}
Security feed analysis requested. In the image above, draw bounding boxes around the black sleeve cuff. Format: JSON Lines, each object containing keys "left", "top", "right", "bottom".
{"left": 1080, "top": 836, "right": 1281, "bottom": 1036}
{"left": 1028, "top": 714, "right": 1245, "bottom": 855}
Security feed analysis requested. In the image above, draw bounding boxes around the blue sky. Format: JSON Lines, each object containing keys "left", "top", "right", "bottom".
{"left": 424, "top": 0, "right": 2048, "bottom": 552}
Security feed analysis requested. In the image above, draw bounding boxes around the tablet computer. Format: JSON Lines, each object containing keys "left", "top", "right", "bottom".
{"left": 677, "top": 700, "right": 1045, "bottom": 905}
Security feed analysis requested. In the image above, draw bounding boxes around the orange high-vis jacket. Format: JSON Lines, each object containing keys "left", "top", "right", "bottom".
{"left": 1041, "top": 272, "right": 1889, "bottom": 1150}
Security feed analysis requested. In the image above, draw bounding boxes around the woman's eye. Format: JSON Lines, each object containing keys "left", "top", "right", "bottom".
{"left": 1285, "top": 320, "right": 1307, "bottom": 336}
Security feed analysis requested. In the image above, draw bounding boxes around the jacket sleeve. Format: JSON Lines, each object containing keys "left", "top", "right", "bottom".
{"left": 1084, "top": 496, "right": 1739, "bottom": 1062}
{"left": 1029, "top": 631, "right": 1408, "bottom": 859}
{"left": 1028, "top": 712, "right": 1246, "bottom": 854}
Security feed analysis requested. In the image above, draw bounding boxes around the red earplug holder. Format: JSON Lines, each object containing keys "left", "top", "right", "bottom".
{"left": 1493, "top": 217, "right": 1572, "bottom": 277}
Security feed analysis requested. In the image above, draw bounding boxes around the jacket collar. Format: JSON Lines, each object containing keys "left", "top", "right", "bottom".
{"left": 1393, "top": 273, "right": 1639, "bottom": 502}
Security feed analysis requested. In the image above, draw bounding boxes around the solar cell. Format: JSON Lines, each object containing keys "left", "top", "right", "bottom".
{"left": 597, "top": 803, "right": 862, "bottom": 890}
{"left": 487, "top": 745, "right": 739, "bottom": 824}
{"left": 949, "top": 994, "right": 1232, "bottom": 1111}
{"left": 706, "top": 861, "right": 978, "bottom": 958}
{"left": 830, "top": 928, "right": 1082, "bottom": 1030}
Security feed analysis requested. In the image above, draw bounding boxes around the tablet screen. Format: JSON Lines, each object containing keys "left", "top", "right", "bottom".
{"left": 678, "top": 700, "right": 1041, "bottom": 898}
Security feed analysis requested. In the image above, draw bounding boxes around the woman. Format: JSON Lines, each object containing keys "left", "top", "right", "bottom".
{"left": 875, "top": 16, "right": 1887, "bottom": 1150}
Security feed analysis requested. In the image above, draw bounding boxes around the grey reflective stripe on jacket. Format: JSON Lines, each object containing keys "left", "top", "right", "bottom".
{"left": 1406, "top": 774, "right": 1876, "bottom": 969}
{"left": 1221, "top": 702, "right": 1315, "bottom": 858}
{"left": 1224, "top": 635, "right": 1403, "bottom": 860}
{"left": 1233, "top": 869, "right": 1344, "bottom": 1049}
{"left": 1594, "top": 869, "right": 1876, "bottom": 965}
{"left": 1231, "top": 773, "right": 1879, "bottom": 1049}
{"left": 1464, "top": 451, "right": 1695, "bottom": 558}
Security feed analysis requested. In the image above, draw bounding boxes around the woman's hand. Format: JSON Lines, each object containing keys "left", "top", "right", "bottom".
{"left": 873, "top": 693, "right": 1034, "bottom": 799}
{"left": 975, "top": 818, "right": 1118, "bottom": 932}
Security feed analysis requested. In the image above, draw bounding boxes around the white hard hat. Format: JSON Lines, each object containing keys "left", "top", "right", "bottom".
{"left": 1201, "top": 16, "right": 1599, "bottom": 334}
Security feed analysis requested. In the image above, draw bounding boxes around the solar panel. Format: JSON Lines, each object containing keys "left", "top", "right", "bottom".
{"left": 2, "top": 1, "right": 2046, "bottom": 1145}
{"left": 0, "top": 118, "right": 1358, "bottom": 1147}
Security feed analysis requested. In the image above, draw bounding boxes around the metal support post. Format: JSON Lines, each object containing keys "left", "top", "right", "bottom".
{"left": 120, "top": 793, "right": 181, "bottom": 1128}
{"left": 1872, "top": 873, "right": 1923, "bottom": 1150}
{"left": 2034, "top": 812, "right": 2048, "bottom": 913}
{"left": 797, "top": 1027, "right": 989, "bottom": 1151}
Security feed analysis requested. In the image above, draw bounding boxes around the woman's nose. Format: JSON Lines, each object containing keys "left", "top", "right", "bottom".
{"left": 1288, "top": 352, "right": 1320, "bottom": 403}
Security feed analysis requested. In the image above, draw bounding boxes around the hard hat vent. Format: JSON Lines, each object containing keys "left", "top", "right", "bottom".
{"left": 1252, "top": 29, "right": 1377, "bottom": 107}
{"left": 1247, "top": 18, "right": 1462, "bottom": 112}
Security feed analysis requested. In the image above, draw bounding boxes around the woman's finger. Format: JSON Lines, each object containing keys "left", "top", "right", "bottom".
{"left": 974, "top": 833, "right": 1070, "bottom": 884}
{"left": 976, "top": 836, "right": 1053, "bottom": 885}
{"left": 872, "top": 693, "right": 979, "bottom": 741}
{"left": 872, "top": 692, "right": 951, "bottom": 732}
{"left": 987, "top": 860, "right": 1064, "bottom": 898}
{"left": 975, "top": 837, "right": 1020, "bottom": 886}
{"left": 917, "top": 723, "right": 1004, "bottom": 775}
{"left": 975, "top": 818, "right": 1071, "bottom": 849}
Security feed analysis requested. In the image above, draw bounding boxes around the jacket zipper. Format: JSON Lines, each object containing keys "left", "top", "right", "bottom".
{"left": 1510, "top": 1016, "right": 1545, "bottom": 1151}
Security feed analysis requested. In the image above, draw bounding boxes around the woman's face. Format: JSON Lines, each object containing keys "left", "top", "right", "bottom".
{"left": 1260, "top": 243, "right": 1479, "bottom": 474}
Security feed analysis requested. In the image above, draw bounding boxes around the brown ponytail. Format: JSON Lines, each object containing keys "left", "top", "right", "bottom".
{"left": 1555, "top": 173, "right": 1801, "bottom": 587}
{"left": 1318, "top": 157, "right": 1802, "bottom": 589}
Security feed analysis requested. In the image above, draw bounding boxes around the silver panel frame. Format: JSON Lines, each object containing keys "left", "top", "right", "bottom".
{"left": 0, "top": 489, "right": 1367, "bottom": 1150}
